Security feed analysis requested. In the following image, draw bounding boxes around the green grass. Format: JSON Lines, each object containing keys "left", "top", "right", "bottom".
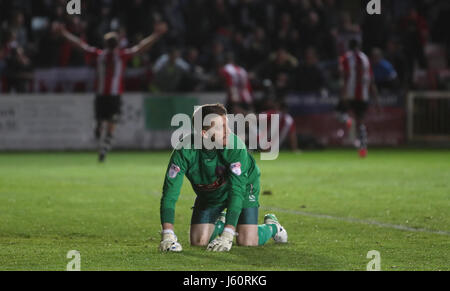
{"left": 0, "top": 150, "right": 449, "bottom": 271}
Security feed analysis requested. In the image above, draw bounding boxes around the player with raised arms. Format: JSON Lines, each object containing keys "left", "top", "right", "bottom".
{"left": 55, "top": 21, "right": 168, "bottom": 162}
{"left": 159, "top": 104, "right": 287, "bottom": 252}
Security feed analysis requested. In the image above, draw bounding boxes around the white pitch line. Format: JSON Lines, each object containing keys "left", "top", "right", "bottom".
{"left": 261, "top": 207, "right": 450, "bottom": 236}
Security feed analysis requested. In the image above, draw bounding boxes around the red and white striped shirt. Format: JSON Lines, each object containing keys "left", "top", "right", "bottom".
{"left": 87, "top": 48, "right": 134, "bottom": 96}
{"left": 339, "top": 50, "right": 373, "bottom": 101}
{"left": 220, "top": 63, "right": 253, "bottom": 105}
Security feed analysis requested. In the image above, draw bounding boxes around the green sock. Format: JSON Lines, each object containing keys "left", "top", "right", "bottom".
{"left": 258, "top": 224, "right": 278, "bottom": 246}
{"left": 209, "top": 220, "right": 225, "bottom": 243}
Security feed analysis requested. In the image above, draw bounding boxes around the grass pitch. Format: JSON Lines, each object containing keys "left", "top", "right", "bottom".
{"left": 0, "top": 150, "right": 449, "bottom": 271}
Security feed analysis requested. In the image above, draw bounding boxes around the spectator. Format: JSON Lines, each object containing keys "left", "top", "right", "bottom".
{"left": 385, "top": 38, "right": 409, "bottom": 90}
{"left": 257, "top": 47, "right": 298, "bottom": 85}
{"left": 295, "top": 47, "right": 326, "bottom": 93}
{"left": 231, "top": 31, "right": 248, "bottom": 65}
{"left": 399, "top": 7, "right": 429, "bottom": 74}
{"left": 299, "top": 11, "right": 323, "bottom": 55}
{"left": 246, "top": 27, "right": 270, "bottom": 70}
{"left": 371, "top": 48, "right": 398, "bottom": 91}
{"left": 4, "top": 36, "right": 32, "bottom": 92}
{"left": 153, "top": 48, "right": 189, "bottom": 92}
{"left": 8, "top": 11, "right": 28, "bottom": 49}
{"left": 209, "top": 0, "right": 233, "bottom": 32}
{"left": 275, "top": 12, "right": 295, "bottom": 51}
{"left": 180, "top": 47, "right": 207, "bottom": 91}
{"left": 256, "top": 47, "right": 298, "bottom": 99}
{"left": 202, "top": 41, "right": 226, "bottom": 75}
{"left": 35, "top": 21, "right": 63, "bottom": 67}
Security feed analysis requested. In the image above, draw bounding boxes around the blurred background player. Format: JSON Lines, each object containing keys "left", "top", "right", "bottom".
{"left": 337, "top": 39, "right": 379, "bottom": 158}
{"left": 56, "top": 22, "right": 168, "bottom": 162}
{"left": 219, "top": 52, "right": 254, "bottom": 115}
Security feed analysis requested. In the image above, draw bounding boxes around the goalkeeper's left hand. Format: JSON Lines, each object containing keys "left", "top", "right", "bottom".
{"left": 207, "top": 228, "right": 235, "bottom": 252}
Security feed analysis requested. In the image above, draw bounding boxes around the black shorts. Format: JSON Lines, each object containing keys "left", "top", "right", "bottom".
{"left": 336, "top": 100, "right": 369, "bottom": 120}
{"left": 95, "top": 95, "right": 122, "bottom": 122}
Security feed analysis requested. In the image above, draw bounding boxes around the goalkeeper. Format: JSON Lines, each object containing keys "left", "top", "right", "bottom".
{"left": 159, "top": 104, "right": 287, "bottom": 252}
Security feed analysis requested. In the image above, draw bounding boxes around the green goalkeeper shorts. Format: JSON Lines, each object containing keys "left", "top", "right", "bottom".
{"left": 191, "top": 205, "right": 259, "bottom": 225}
{"left": 191, "top": 181, "right": 260, "bottom": 225}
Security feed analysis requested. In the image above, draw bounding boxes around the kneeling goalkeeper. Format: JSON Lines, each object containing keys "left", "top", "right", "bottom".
{"left": 159, "top": 104, "right": 287, "bottom": 252}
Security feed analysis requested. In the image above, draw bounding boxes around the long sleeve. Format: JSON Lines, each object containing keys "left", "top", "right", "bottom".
{"left": 160, "top": 149, "right": 188, "bottom": 225}
{"left": 223, "top": 136, "right": 250, "bottom": 227}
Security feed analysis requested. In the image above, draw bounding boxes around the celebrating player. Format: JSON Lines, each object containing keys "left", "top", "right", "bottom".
{"left": 159, "top": 104, "right": 287, "bottom": 252}
{"left": 56, "top": 22, "right": 168, "bottom": 162}
{"left": 337, "top": 39, "right": 379, "bottom": 158}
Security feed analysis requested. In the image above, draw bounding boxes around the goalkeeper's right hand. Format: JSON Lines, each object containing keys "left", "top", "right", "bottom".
{"left": 159, "top": 230, "right": 182, "bottom": 252}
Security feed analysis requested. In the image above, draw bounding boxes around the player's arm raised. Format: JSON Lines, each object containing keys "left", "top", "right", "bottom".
{"left": 127, "top": 22, "right": 168, "bottom": 56}
{"left": 54, "top": 22, "right": 97, "bottom": 54}
{"left": 160, "top": 149, "right": 187, "bottom": 252}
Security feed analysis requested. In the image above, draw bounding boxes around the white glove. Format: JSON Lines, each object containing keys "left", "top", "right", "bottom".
{"left": 207, "top": 228, "right": 234, "bottom": 252}
{"left": 159, "top": 230, "right": 182, "bottom": 252}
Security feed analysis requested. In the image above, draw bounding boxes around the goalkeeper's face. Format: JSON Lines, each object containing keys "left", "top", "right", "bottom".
{"left": 202, "top": 115, "right": 230, "bottom": 148}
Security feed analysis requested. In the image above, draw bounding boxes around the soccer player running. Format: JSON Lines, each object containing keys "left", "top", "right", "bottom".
{"left": 159, "top": 104, "right": 287, "bottom": 252}
{"left": 56, "top": 22, "right": 168, "bottom": 162}
{"left": 337, "top": 39, "right": 379, "bottom": 158}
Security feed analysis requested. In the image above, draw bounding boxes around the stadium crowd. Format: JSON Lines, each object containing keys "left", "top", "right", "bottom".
{"left": 1, "top": 0, "right": 449, "bottom": 95}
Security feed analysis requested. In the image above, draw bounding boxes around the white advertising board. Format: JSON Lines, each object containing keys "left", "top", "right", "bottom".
{"left": 0, "top": 93, "right": 226, "bottom": 150}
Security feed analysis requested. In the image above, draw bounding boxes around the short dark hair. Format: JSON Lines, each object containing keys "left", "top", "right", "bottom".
{"left": 192, "top": 104, "right": 228, "bottom": 131}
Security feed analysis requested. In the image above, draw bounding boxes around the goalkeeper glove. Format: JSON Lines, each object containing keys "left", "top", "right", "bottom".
{"left": 207, "top": 227, "right": 235, "bottom": 252}
{"left": 159, "top": 230, "right": 182, "bottom": 252}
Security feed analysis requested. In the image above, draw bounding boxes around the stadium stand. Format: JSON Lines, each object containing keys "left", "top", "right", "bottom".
{"left": 1, "top": 0, "right": 449, "bottom": 94}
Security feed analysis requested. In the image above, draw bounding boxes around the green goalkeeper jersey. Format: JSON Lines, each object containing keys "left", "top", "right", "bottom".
{"left": 160, "top": 133, "right": 260, "bottom": 227}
